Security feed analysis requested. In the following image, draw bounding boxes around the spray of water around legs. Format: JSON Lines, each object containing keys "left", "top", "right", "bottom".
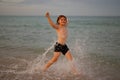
{"left": 27, "top": 40, "right": 56, "bottom": 73}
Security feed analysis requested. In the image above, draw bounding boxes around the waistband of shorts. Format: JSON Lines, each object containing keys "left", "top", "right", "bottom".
{"left": 56, "top": 42, "right": 65, "bottom": 46}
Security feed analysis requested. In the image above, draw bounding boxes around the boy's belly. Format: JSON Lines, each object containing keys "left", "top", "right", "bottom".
{"left": 57, "top": 38, "right": 67, "bottom": 45}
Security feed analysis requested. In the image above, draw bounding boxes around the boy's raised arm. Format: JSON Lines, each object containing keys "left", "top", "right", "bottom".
{"left": 45, "top": 12, "right": 58, "bottom": 29}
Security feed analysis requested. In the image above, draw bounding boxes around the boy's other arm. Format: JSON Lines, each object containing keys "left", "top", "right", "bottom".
{"left": 45, "top": 12, "right": 58, "bottom": 29}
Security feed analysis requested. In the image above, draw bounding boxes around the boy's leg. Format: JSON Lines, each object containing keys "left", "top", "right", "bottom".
{"left": 65, "top": 51, "right": 78, "bottom": 74}
{"left": 65, "top": 51, "right": 73, "bottom": 61}
{"left": 43, "top": 52, "right": 61, "bottom": 72}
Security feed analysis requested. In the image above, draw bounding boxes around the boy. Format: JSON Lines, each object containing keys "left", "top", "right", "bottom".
{"left": 43, "top": 12, "right": 78, "bottom": 74}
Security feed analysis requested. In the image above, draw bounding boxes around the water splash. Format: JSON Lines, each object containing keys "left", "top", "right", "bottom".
{"left": 27, "top": 40, "right": 56, "bottom": 73}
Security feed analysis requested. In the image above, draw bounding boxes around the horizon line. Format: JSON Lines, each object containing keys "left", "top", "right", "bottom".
{"left": 0, "top": 15, "right": 120, "bottom": 17}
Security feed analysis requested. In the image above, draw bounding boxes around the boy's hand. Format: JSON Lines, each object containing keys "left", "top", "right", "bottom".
{"left": 45, "top": 12, "right": 50, "bottom": 17}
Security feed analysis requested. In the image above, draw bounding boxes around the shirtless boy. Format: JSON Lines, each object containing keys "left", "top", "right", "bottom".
{"left": 43, "top": 12, "right": 78, "bottom": 74}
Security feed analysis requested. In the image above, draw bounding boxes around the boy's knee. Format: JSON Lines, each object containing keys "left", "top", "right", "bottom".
{"left": 53, "top": 58, "right": 58, "bottom": 62}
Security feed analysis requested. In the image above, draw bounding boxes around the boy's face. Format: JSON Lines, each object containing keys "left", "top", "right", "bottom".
{"left": 58, "top": 17, "right": 67, "bottom": 26}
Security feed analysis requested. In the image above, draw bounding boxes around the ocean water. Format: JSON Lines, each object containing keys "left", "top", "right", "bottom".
{"left": 0, "top": 16, "right": 120, "bottom": 80}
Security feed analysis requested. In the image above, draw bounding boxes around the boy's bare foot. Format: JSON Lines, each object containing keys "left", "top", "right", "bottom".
{"left": 42, "top": 67, "right": 47, "bottom": 72}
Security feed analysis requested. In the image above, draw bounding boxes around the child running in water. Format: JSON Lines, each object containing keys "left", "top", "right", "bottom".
{"left": 43, "top": 12, "right": 78, "bottom": 74}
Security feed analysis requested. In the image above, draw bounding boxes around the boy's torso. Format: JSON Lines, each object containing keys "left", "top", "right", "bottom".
{"left": 56, "top": 26, "right": 68, "bottom": 45}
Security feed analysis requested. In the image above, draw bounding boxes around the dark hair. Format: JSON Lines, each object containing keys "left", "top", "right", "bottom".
{"left": 56, "top": 15, "right": 67, "bottom": 24}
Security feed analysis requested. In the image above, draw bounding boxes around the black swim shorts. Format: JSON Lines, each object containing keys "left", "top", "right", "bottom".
{"left": 54, "top": 42, "right": 69, "bottom": 55}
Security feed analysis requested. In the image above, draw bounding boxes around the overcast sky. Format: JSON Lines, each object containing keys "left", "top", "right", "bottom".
{"left": 0, "top": 0, "right": 120, "bottom": 16}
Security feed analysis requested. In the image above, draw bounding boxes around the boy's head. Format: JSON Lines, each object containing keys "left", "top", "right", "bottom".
{"left": 57, "top": 15, "right": 67, "bottom": 26}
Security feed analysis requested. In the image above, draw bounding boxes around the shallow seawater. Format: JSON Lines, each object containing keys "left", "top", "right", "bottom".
{"left": 0, "top": 47, "right": 86, "bottom": 80}
{"left": 0, "top": 45, "right": 120, "bottom": 80}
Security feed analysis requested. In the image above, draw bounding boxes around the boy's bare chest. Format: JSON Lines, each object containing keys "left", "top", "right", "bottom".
{"left": 58, "top": 27, "right": 67, "bottom": 34}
